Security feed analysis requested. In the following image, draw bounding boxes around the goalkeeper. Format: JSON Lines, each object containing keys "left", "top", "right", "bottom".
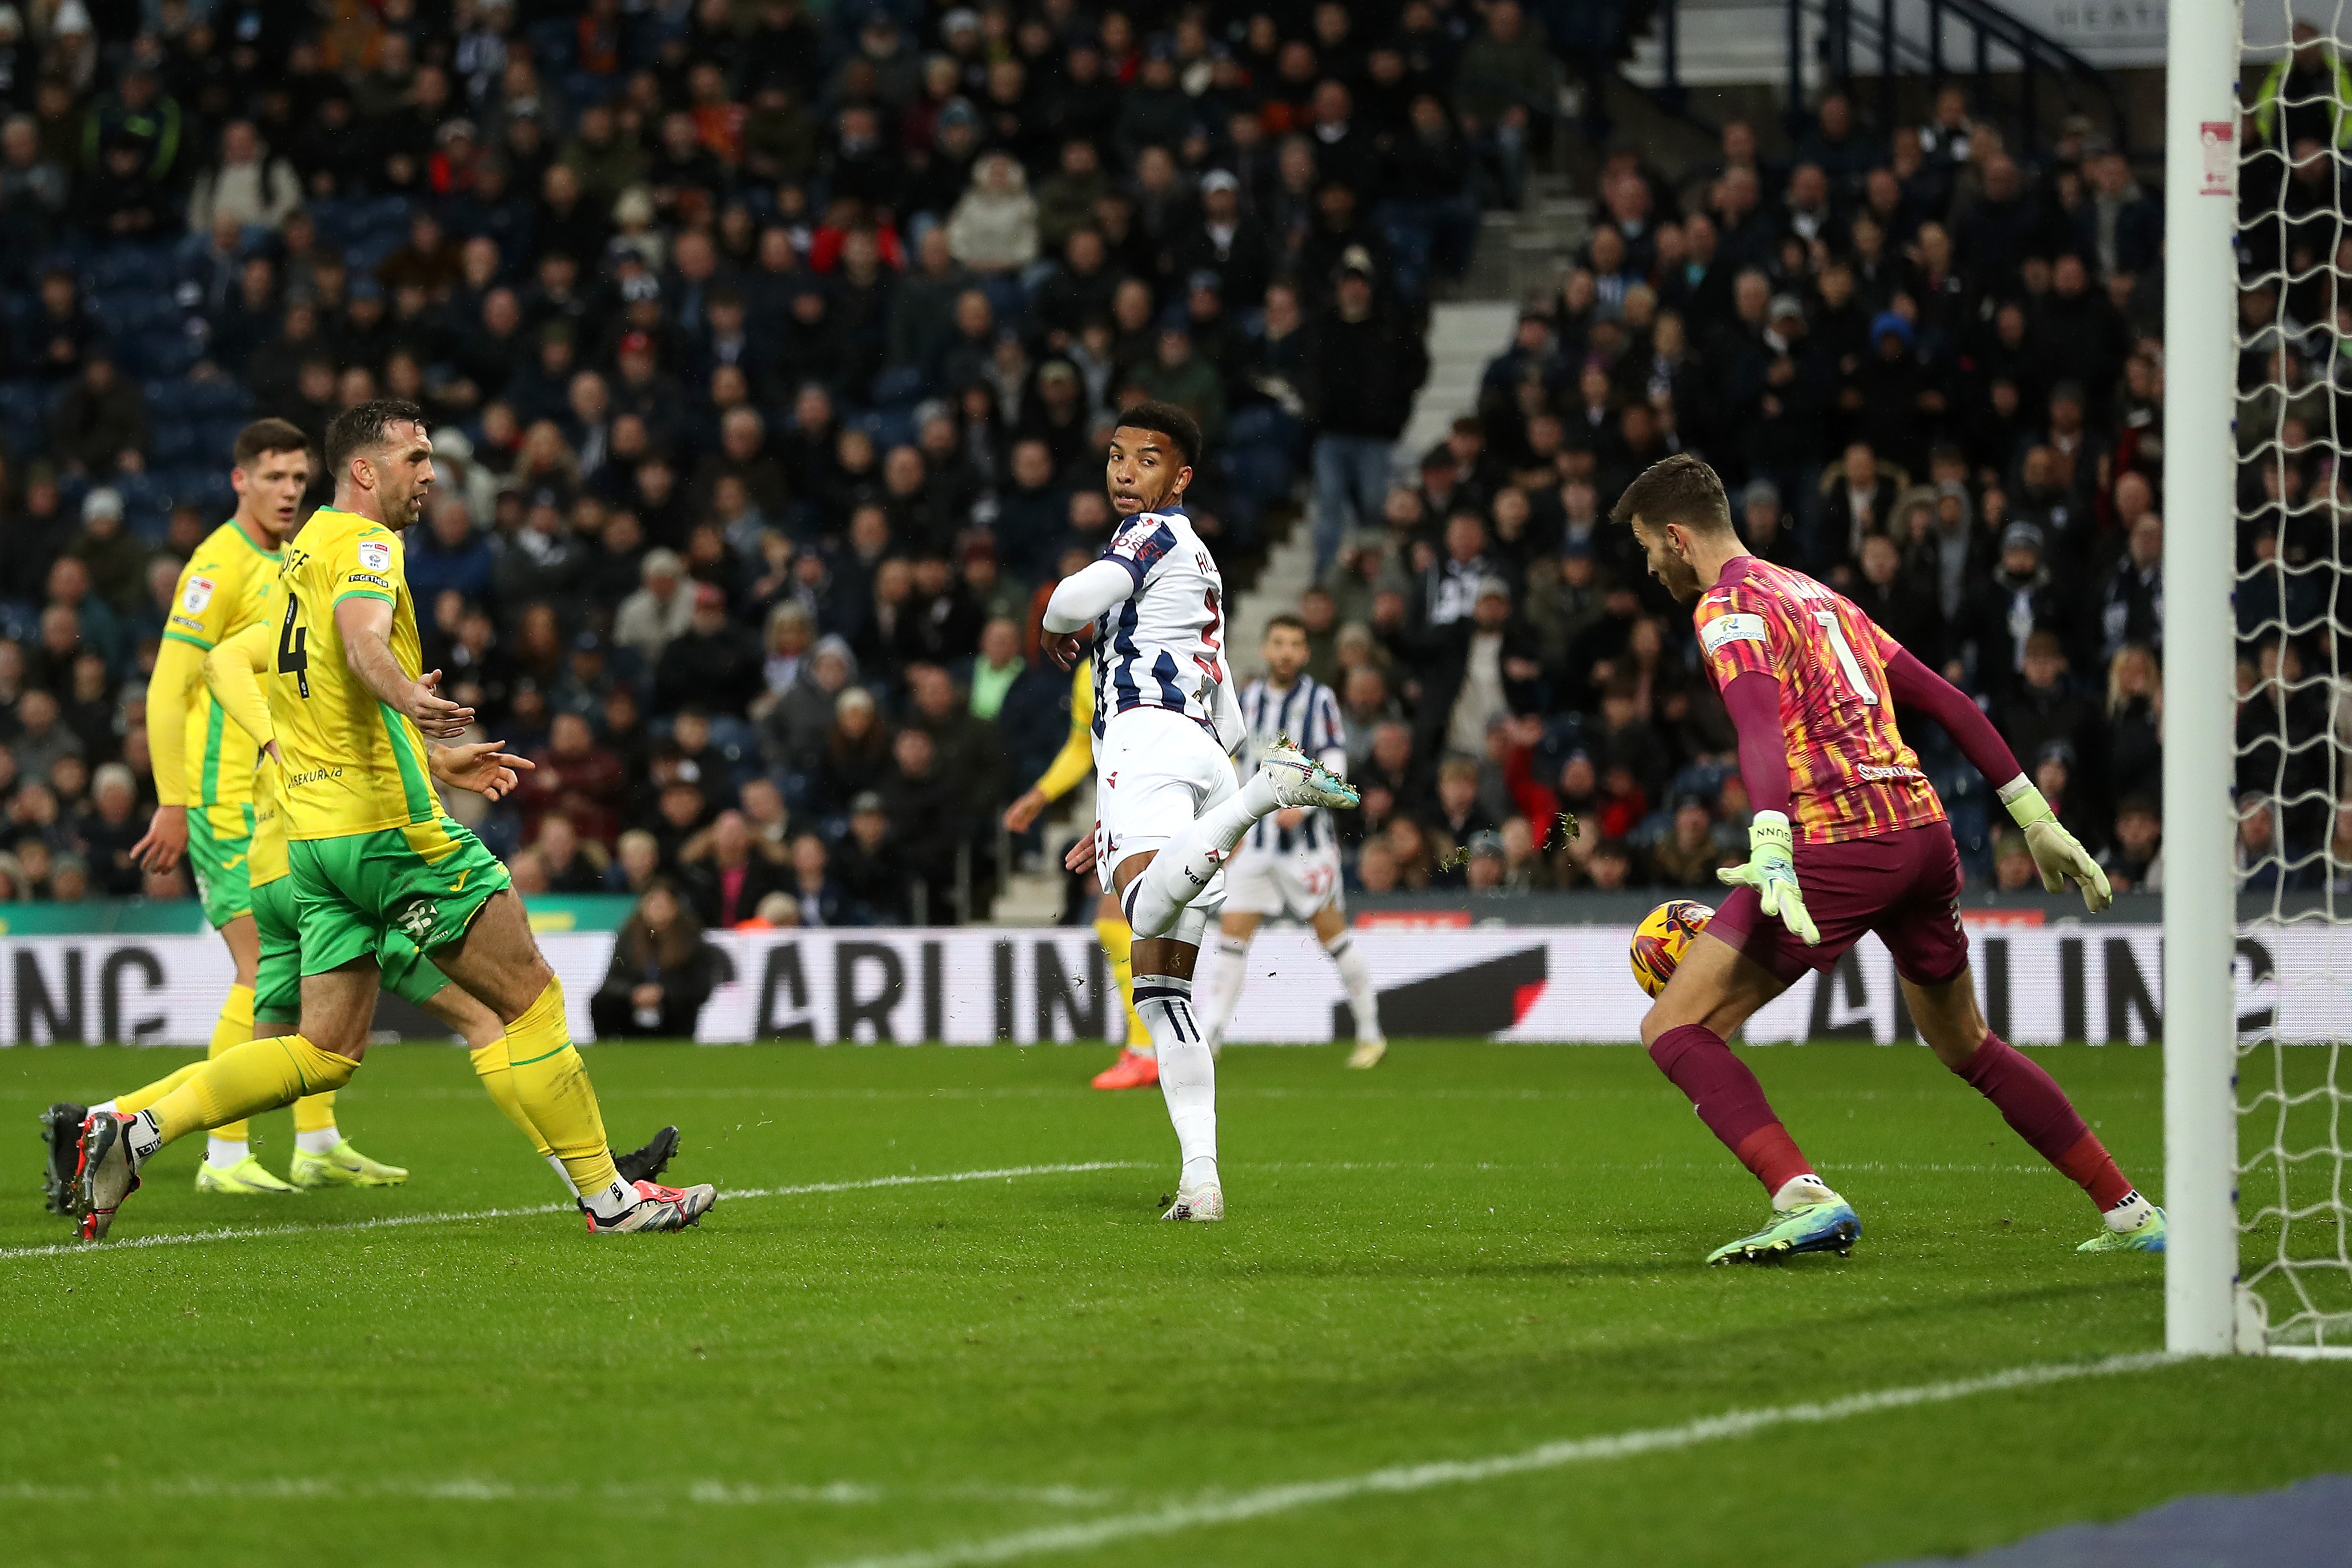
{"left": 1612, "top": 455, "right": 2163, "bottom": 1265}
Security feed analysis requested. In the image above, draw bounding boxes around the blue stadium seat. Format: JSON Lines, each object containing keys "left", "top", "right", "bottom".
{"left": 91, "top": 288, "right": 180, "bottom": 338}
{"left": 84, "top": 243, "right": 177, "bottom": 294}
{"left": 121, "top": 330, "right": 202, "bottom": 380}
{"left": 149, "top": 419, "right": 202, "bottom": 466}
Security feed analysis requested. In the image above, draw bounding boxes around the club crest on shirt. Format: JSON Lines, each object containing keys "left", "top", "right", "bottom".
{"left": 357, "top": 540, "right": 392, "bottom": 572}
{"left": 181, "top": 576, "right": 216, "bottom": 613}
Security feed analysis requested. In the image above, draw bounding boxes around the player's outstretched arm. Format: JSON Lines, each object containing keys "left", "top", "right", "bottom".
{"left": 1716, "top": 671, "right": 1819, "bottom": 945}
{"left": 1040, "top": 559, "right": 1133, "bottom": 669}
{"left": 1881, "top": 648, "right": 2111, "bottom": 912}
{"left": 428, "top": 741, "right": 534, "bottom": 803}
{"left": 201, "top": 621, "right": 279, "bottom": 763}
{"left": 131, "top": 634, "right": 209, "bottom": 872}
{"left": 333, "top": 595, "right": 474, "bottom": 739}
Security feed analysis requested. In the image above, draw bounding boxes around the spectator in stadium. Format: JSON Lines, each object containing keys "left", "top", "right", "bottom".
{"left": 591, "top": 879, "right": 719, "bottom": 1040}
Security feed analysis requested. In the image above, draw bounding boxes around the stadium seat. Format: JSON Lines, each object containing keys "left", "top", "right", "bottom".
{"left": 148, "top": 420, "right": 202, "bottom": 466}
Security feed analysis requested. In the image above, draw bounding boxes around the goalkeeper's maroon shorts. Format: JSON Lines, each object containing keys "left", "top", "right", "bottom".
{"left": 1704, "top": 820, "right": 1969, "bottom": 988}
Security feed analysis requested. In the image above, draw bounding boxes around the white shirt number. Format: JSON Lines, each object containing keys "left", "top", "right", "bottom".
{"left": 1814, "top": 611, "right": 1879, "bottom": 705}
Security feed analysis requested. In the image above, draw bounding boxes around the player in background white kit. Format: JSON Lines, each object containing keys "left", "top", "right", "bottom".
{"left": 1190, "top": 615, "right": 1387, "bottom": 1069}
{"left": 1042, "top": 402, "right": 1357, "bottom": 1222}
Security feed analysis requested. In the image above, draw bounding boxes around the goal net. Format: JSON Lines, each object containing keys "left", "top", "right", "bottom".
{"left": 2230, "top": 0, "right": 2352, "bottom": 1356}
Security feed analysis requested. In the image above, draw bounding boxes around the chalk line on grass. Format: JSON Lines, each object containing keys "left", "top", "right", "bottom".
{"left": 813, "top": 1352, "right": 2180, "bottom": 1568}
{"left": 0, "top": 1162, "right": 1145, "bottom": 1262}
{"left": 0, "top": 1476, "right": 1126, "bottom": 1510}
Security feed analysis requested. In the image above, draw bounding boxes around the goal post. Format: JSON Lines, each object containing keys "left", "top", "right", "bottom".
{"left": 2198, "top": 0, "right": 2352, "bottom": 1358}
{"left": 2162, "top": 0, "right": 2241, "bottom": 1357}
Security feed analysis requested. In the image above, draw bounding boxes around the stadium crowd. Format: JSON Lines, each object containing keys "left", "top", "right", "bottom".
{"left": 0, "top": 0, "right": 1574, "bottom": 923}
{"left": 3, "top": 1, "right": 2342, "bottom": 921}
{"left": 1327, "top": 82, "right": 2196, "bottom": 900}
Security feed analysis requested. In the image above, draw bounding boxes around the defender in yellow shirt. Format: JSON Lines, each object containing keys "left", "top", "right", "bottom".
{"left": 93, "top": 421, "right": 408, "bottom": 1196}
{"left": 70, "top": 400, "right": 716, "bottom": 1240}
{"left": 1000, "top": 658, "right": 1159, "bottom": 1090}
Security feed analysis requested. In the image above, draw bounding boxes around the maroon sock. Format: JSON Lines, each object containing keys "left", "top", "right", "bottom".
{"left": 1650, "top": 1024, "right": 1813, "bottom": 1196}
{"left": 1956, "top": 1032, "right": 2134, "bottom": 1209}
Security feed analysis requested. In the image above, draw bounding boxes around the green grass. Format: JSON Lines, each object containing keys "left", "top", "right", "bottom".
{"left": 1, "top": 1040, "right": 2345, "bottom": 1568}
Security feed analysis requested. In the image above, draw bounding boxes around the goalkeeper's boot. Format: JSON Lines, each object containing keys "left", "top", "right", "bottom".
{"left": 1091, "top": 1049, "right": 1159, "bottom": 1090}
{"left": 287, "top": 1140, "right": 409, "bottom": 1188}
{"left": 615, "top": 1125, "right": 682, "bottom": 1186}
{"left": 1706, "top": 1197, "right": 1862, "bottom": 1265}
{"left": 1259, "top": 737, "right": 1360, "bottom": 811}
{"left": 1346, "top": 1037, "right": 1388, "bottom": 1070}
{"left": 73, "top": 1112, "right": 148, "bottom": 1241}
{"left": 196, "top": 1154, "right": 301, "bottom": 1196}
{"left": 583, "top": 1179, "right": 717, "bottom": 1235}
{"left": 2078, "top": 1205, "right": 2166, "bottom": 1254}
{"left": 1160, "top": 1184, "right": 1224, "bottom": 1222}
{"left": 40, "top": 1101, "right": 88, "bottom": 1214}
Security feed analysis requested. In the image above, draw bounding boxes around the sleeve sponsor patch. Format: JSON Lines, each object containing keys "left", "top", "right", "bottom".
{"left": 1699, "top": 612, "right": 1769, "bottom": 654}
{"left": 169, "top": 613, "right": 206, "bottom": 632}
{"left": 181, "top": 576, "right": 216, "bottom": 613}
{"left": 356, "top": 540, "right": 392, "bottom": 573}
{"left": 1107, "top": 520, "right": 1171, "bottom": 567}
{"left": 346, "top": 572, "right": 391, "bottom": 588}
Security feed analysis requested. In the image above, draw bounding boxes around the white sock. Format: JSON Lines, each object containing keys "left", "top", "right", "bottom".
{"left": 1125, "top": 772, "right": 1285, "bottom": 936}
{"left": 2104, "top": 1189, "right": 2154, "bottom": 1232}
{"left": 1135, "top": 973, "right": 1217, "bottom": 1190}
{"left": 546, "top": 1152, "right": 583, "bottom": 1198}
{"left": 582, "top": 1173, "right": 635, "bottom": 1219}
{"left": 1192, "top": 936, "right": 1249, "bottom": 1050}
{"left": 295, "top": 1128, "right": 341, "bottom": 1155}
{"left": 206, "top": 1136, "right": 250, "bottom": 1168}
{"left": 1325, "top": 932, "right": 1381, "bottom": 1042}
{"left": 91, "top": 1099, "right": 117, "bottom": 1114}
{"left": 1771, "top": 1173, "right": 1837, "bottom": 1211}
{"left": 126, "top": 1110, "right": 165, "bottom": 1164}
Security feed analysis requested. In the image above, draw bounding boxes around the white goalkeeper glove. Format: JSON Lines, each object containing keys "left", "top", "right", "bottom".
{"left": 1718, "top": 810, "right": 1820, "bottom": 945}
{"left": 2001, "top": 776, "right": 2113, "bottom": 913}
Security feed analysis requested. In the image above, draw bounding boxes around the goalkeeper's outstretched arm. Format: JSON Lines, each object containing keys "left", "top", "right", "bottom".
{"left": 1881, "top": 647, "right": 2111, "bottom": 911}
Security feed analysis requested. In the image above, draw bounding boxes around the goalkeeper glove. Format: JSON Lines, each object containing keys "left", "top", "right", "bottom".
{"left": 2001, "top": 777, "right": 2113, "bottom": 912}
{"left": 1718, "top": 809, "right": 1820, "bottom": 945}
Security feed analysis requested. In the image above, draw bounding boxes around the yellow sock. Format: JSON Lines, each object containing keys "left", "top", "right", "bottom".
{"left": 502, "top": 979, "right": 622, "bottom": 1200}
{"left": 293, "top": 1091, "right": 338, "bottom": 1134}
{"left": 113, "top": 1059, "right": 207, "bottom": 1117}
{"left": 469, "top": 1037, "right": 554, "bottom": 1157}
{"left": 204, "top": 984, "right": 257, "bottom": 1143}
{"left": 1096, "top": 917, "right": 1152, "bottom": 1056}
{"left": 150, "top": 1035, "right": 356, "bottom": 1147}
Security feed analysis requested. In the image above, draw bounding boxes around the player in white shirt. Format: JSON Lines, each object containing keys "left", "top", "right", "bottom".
{"left": 1042, "top": 403, "right": 1357, "bottom": 1222}
{"left": 1189, "top": 615, "right": 1387, "bottom": 1068}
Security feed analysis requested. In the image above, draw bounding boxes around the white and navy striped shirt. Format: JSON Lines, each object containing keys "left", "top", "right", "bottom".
{"left": 1089, "top": 508, "right": 1232, "bottom": 743}
{"left": 1238, "top": 674, "right": 1347, "bottom": 852}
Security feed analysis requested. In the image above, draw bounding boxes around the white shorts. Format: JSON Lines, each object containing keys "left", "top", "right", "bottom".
{"left": 1093, "top": 704, "right": 1235, "bottom": 898}
{"left": 1223, "top": 841, "right": 1344, "bottom": 920}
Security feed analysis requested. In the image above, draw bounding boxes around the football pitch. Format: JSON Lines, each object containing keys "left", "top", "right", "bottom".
{"left": 2, "top": 1040, "right": 2344, "bottom": 1568}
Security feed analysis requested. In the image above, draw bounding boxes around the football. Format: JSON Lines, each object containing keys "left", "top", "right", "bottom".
{"left": 1629, "top": 900, "right": 1715, "bottom": 998}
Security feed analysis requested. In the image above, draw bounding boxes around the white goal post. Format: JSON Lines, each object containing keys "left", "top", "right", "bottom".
{"left": 2162, "top": 0, "right": 2239, "bottom": 1358}
{"left": 2181, "top": 0, "right": 2352, "bottom": 1357}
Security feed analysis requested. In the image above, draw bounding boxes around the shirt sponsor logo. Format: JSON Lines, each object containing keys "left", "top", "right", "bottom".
{"left": 1856, "top": 763, "right": 1924, "bottom": 783}
{"left": 181, "top": 576, "right": 216, "bottom": 613}
{"left": 1700, "top": 612, "right": 1769, "bottom": 653}
{"left": 357, "top": 540, "right": 392, "bottom": 572}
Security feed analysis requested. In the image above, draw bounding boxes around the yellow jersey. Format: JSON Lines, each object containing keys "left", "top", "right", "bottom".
{"left": 207, "top": 613, "right": 291, "bottom": 888}
{"left": 271, "top": 507, "right": 443, "bottom": 841}
{"left": 160, "top": 519, "right": 282, "bottom": 808}
{"left": 1032, "top": 660, "right": 1095, "bottom": 801}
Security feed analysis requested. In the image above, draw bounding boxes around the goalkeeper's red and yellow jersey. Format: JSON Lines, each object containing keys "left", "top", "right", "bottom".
{"left": 1690, "top": 556, "right": 1945, "bottom": 845}
{"left": 271, "top": 507, "right": 443, "bottom": 841}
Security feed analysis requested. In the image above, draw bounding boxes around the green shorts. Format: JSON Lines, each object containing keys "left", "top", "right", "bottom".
{"left": 188, "top": 803, "right": 257, "bottom": 929}
{"left": 287, "top": 817, "right": 512, "bottom": 980}
{"left": 251, "top": 874, "right": 452, "bottom": 1025}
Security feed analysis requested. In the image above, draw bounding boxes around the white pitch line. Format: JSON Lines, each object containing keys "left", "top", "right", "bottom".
{"left": 814, "top": 1352, "right": 2180, "bottom": 1568}
{"left": 0, "top": 1162, "right": 1144, "bottom": 1262}
{"left": 0, "top": 1477, "right": 1126, "bottom": 1510}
